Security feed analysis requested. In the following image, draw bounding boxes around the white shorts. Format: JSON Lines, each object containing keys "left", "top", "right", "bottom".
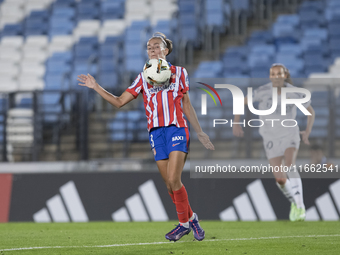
{"left": 262, "top": 132, "right": 300, "bottom": 160}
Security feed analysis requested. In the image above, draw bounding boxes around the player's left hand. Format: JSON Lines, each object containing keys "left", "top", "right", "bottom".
{"left": 300, "top": 130, "right": 310, "bottom": 145}
{"left": 197, "top": 132, "right": 215, "bottom": 150}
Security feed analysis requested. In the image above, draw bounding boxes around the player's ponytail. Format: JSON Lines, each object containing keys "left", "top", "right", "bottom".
{"left": 284, "top": 68, "right": 293, "bottom": 85}
{"left": 150, "top": 32, "right": 173, "bottom": 56}
{"left": 271, "top": 63, "right": 293, "bottom": 85}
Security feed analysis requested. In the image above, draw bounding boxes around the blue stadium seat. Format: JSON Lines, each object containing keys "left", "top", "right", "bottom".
{"left": 98, "top": 73, "right": 118, "bottom": 89}
{"left": 178, "top": 14, "right": 199, "bottom": 44}
{"left": 329, "top": 38, "right": 340, "bottom": 51}
{"left": 124, "top": 42, "right": 144, "bottom": 58}
{"left": 130, "top": 20, "right": 151, "bottom": 30}
{"left": 205, "top": 0, "right": 224, "bottom": 11}
{"left": 282, "top": 59, "right": 305, "bottom": 73}
{"left": 299, "top": 10, "right": 325, "bottom": 28}
{"left": 275, "top": 54, "right": 302, "bottom": 64}
{"left": 300, "top": 38, "right": 327, "bottom": 54}
{"left": 223, "top": 46, "right": 248, "bottom": 59}
{"left": 2, "top": 24, "right": 23, "bottom": 36}
{"left": 304, "top": 54, "right": 330, "bottom": 69}
{"left": 250, "top": 70, "right": 269, "bottom": 78}
{"left": 276, "top": 14, "right": 300, "bottom": 26}
{"left": 47, "top": 58, "right": 70, "bottom": 69}
{"left": 125, "top": 29, "right": 146, "bottom": 44}
{"left": 98, "top": 59, "right": 116, "bottom": 72}
{"left": 41, "top": 93, "right": 62, "bottom": 105}
{"left": 249, "top": 30, "right": 273, "bottom": 43}
{"left": 278, "top": 44, "right": 303, "bottom": 57}
{"left": 74, "top": 45, "right": 98, "bottom": 58}
{"left": 52, "top": 7, "right": 75, "bottom": 18}
{"left": 304, "top": 28, "right": 328, "bottom": 41}
{"left": 230, "top": 0, "right": 249, "bottom": 11}
{"left": 45, "top": 74, "right": 70, "bottom": 90}
{"left": 50, "top": 52, "right": 73, "bottom": 63}
{"left": 49, "top": 26, "right": 74, "bottom": 36}
{"left": 73, "top": 62, "right": 97, "bottom": 74}
{"left": 251, "top": 44, "right": 276, "bottom": 56}
{"left": 50, "top": 17, "right": 74, "bottom": 29}
{"left": 272, "top": 23, "right": 298, "bottom": 38}
{"left": 178, "top": 1, "right": 197, "bottom": 14}
{"left": 299, "top": 1, "right": 324, "bottom": 13}
{"left": 247, "top": 54, "right": 272, "bottom": 68}
{"left": 81, "top": 0, "right": 100, "bottom": 4}
{"left": 101, "top": 0, "right": 124, "bottom": 20}
{"left": 311, "top": 91, "right": 331, "bottom": 106}
{"left": 327, "top": 0, "right": 340, "bottom": 8}
{"left": 328, "top": 22, "right": 340, "bottom": 39}
{"left": 223, "top": 57, "right": 248, "bottom": 74}
{"left": 78, "top": 36, "right": 99, "bottom": 47}
{"left": 104, "top": 36, "right": 122, "bottom": 45}
{"left": 107, "top": 120, "right": 135, "bottom": 131}
{"left": 99, "top": 44, "right": 115, "bottom": 57}
{"left": 193, "top": 71, "right": 221, "bottom": 78}
{"left": 206, "top": 11, "right": 228, "bottom": 29}
{"left": 30, "top": 10, "right": 50, "bottom": 19}
{"left": 110, "top": 132, "right": 133, "bottom": 141}
{"left": 125, "top": 57, "right": 145, "bottom": 73}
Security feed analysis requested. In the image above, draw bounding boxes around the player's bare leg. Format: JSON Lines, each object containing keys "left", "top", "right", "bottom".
{"left": 285, "top": 147, "right": 305, "bottom": 221}
{"left": 270, "top": 156, "right": 297, "bottom": 221}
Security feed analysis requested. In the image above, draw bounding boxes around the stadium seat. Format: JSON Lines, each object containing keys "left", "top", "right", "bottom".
{"left": 98, "top": 73, "right": 118, "bottom": 89}
{"left": 299, "top": 1, "right": 324, "bottom": 13}
{"left": 230, "top": 0, "right": 250, "bottom": 11}
{"left": 278, "top": 44, "right": 303, "bottom": 57}
{"left": 276, "top": 14, "right": 300, "bottom": 27}
{"left": 223, "top": 46, "right": 248, "bottom": 59}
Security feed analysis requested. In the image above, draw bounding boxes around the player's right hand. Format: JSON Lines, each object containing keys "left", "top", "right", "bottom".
{"left": 77, "top": 74, "right": 98, "bottom": 89}
{"left": 233, "top": 124, "right": 244, "bottom": 137}
{"left": 197, "top": 132, "right": 215, "bottom": 150}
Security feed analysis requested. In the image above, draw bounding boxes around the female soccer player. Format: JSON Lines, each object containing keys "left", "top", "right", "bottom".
{"left": 77, "top": 32, "right": 214, "bottom": 241}
{"left": 233, "top": 63, "right": 315, "bottom": 221}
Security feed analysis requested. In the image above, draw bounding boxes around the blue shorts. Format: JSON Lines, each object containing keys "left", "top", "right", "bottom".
{"left": 149, "top": 125, "right": 190, "bottom": 161}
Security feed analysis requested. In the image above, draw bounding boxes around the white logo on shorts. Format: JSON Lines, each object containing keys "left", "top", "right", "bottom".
{"left": 172, "top": 136, "right": 184, "bottom": 142}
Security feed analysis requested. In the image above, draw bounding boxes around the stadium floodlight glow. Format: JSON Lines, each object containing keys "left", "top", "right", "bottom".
{"left": 201, "top": 84, "right": 312, "bottom": 116}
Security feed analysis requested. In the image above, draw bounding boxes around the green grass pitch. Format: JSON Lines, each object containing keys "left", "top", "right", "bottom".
{"left": 0, "top": 221, "right": 339, "bottom": 254}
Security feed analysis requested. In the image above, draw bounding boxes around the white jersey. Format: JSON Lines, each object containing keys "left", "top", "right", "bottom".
{"left": 249, "top": 82, "right": 311, "bottom": 139}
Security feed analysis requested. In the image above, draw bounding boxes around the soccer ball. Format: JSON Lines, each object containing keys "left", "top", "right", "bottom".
{"left": 143, "top": 58, "right": 171, "bottom": 86}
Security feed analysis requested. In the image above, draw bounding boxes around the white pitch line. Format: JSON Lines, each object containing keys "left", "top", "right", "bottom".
{"left": 0, "top": 234, "right": 339, "bottom": 252}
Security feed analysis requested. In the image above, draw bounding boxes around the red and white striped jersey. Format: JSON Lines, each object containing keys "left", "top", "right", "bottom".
{"left": 126, "top": 64, "right": 189, "bottom": 131}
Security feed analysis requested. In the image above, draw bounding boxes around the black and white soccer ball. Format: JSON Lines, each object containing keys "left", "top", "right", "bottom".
{"left": 143, "top": 58, "right": 171, "bottom": 86}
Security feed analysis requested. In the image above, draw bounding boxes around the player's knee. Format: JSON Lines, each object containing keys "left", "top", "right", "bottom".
{"left": 166, "top": 184, "right": 172, "bottom": 193}
{"left": 167, "top": 176, "right": 181, "bottom": 189}
{"left": 276, "top": 178, "right": 286, "bottom": 185}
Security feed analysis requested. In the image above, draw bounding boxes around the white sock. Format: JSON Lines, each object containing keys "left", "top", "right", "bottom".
{"left": 180, "top": 222, "right": 189, "bottom": 228}
{"left": 189, "top": 213, "right": 196, "bottom": 221}
{"left": 276, "top": 179, "right": 296, "bottom": 204}
{"left": 287, "top": 171, "right": 305, "bottom": 209}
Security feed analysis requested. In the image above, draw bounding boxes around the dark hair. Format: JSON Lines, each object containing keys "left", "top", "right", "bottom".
{"left": 149, "top": 32, "right": 173, "bottom": 56}
{"left": 271, "top": 63, "right": 293, "bottom": 85}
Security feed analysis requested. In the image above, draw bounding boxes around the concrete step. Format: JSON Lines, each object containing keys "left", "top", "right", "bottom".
{"left": 88, "top": 134, "right": 109, "bottom": 143}
{"left": 88, "top": 142, "right": 112, "bottom": 151}
{"left": 88, "top": 122, "right": 107, "bottom": 132}
{"left": 61, "top": 151, "right": 79, "bottom": 161}
{"left": 61, "top": 135, "right": 76, "bottom": 143}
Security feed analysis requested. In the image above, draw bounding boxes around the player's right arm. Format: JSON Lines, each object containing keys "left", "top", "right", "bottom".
{"left": 77, "top": 74, "right": 135, "bottom": 108}
{"left": 232, "top": 96, "right": 247, "bottom": 137}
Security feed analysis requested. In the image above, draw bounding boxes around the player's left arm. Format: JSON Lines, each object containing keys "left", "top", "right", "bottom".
{"left": 182, "top": 92, "right": 214, "bottom": 150}
{"left": 300, "top": 105, "right": 315, "bottom": 145}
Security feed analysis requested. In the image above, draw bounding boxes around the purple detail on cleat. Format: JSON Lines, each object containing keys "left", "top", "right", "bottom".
{"left": 189, "top": 213, "right": 205, "bottom": 241}
{"left": 165, "top": 224, "right": 191, "bottom": 242}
